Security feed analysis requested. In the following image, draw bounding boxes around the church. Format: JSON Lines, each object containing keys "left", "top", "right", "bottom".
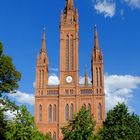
{"left": 34, "top": 0, "right": 105, "bottom": 140}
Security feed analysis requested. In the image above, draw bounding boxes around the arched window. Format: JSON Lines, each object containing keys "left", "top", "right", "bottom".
{"left": 65, "top": 104, "right": 69, "bottom": 121}
{"left": 53, "top": 132, "right": 56, "bottom": 140}
{"left": 53, "top": 104, "right": 56, "bottom": 122}
{"left": 42, "top": 70, "right": 44, "bottom": 88}
{"left": 99, "top": 67, "right": 102, "bottom": 86}
{"left": 88, "top": 103, "right": 91, "bottom": 115}
{"left": 49, "top": 104, "right": 52, "bottom": 122}
{"left": 66, "top": 35, "right": 69, "bottom": 71}
{"left": 96, "top": 68, "right": 98, "bottom": 86}
{"left": 70, "top": 35, "right": 73, "bottom": 70}
{"left": 97, "top": 89, "right": 98, "bottom": 94}
{"left": 70, "top": 103, "right": 74, "bottom": 120}
{"left": 39, "top": 104, "right": 42, "bottom": 122}
{"left": 98, "top": 103, "right": 102, "bottom": 120}
{"left": 83, "top": 104, "right": 86, "bottom": 109}
{"left": 39, "top": 70, "right": 41, "bottom": 88}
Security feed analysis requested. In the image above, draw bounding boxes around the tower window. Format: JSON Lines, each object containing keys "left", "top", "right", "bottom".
{"left": 65, "top": 89, "right": 69, "bottom": 95}
{"left": 39, "top": 104, "right": 42, "bottom": 122}
{"left": 66, "top": 35, "right": 69, "bottom": 71}
{"left": 70, "top": 103, "right": 74, "bottom": 120}
{"left": 42, "top": 70, "right": 44, "bottom": 88}
{"left": 70, "top": 89, "right": 74, "bottom": 94}
{"left": 70, "top": 35, "right": 74, "bottom": 70}
{"left": 96, "top": 68, "right": 98, "bottom": 86}
{"left": 98, "top": 103, "right": 102, "bottom": 120}
{"left": 49, "top": 104, "right": 52, "bottom": 122}
{"left": 41, "top": 90, "right": 43, "bottom": 95}
{"left": 100, "top": 88, "right": 102, "bottom": 94}
{"left": 53, "top": 104, "right": 56, "bottom": 122}
{"left": 99, "top": 67, "right": 102, "bottom": 86}
{"left": 65, "top": 104, "right": 69, "bottom": 121}
{"left": 83, "top": 104, "right": 86, "bottom": 109}
{"left": 39, "top": 70, "right": 41, "bottom": 88}
{"left": 97, "top": 89, "right": 98, "bottom": 94}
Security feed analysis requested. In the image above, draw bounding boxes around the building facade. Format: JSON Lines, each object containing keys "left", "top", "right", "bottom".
{"left": 34, "top": 0, "right": 105, "bottom": 140}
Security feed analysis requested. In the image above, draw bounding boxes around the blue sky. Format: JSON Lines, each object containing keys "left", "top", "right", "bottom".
{"left": 0, "top": 0, "right": 140, "bottom": 116}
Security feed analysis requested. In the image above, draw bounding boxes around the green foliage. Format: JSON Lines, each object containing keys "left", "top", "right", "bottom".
{"left": 61, "top": 106, "right": 95, "bottom": 140}
{"left": 5, "top": 105, "right": 51, "bottom": 140}
{"left": 0, "top": 109, "right": 7, "bottom": 140}
{"left": 0, "top": 42, "right": 21, "bottom": 96}
{"left": 99, "top": 103, "right": 140, "bottom": 140}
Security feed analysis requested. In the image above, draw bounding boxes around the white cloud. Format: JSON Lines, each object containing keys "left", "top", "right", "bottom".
{"left": 105, "top": 74, "right": 140, "bottom": 111}
{"left": 94, "top": 0, "right": 116, "bottom": 17}
{"left": 123, "top": 0, "right": 140, "bottom": 8}
{"left": 9, "top": 91, "right": 35, "bottom": 106}
{"left": 48, "top": 74, "right": 60, "bottom": 85}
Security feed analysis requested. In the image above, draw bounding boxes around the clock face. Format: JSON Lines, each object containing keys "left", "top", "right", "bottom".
{"left": 66, "top": 76, "right": 73, "bottom": 83}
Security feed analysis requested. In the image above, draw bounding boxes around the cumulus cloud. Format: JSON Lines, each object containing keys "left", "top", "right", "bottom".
{"left": 123, "top": 0, "right": 140, "bottom": 9}
{"left": 92, "top": 0, "right": 140, "bottom": 18}
{"left": 9, "top": 91, "right": 34, "bottom": 106}
{"left": 94, "top": 0, "right": 116, "bottom": 17}
{"left": 105, "top": 74, "right": 140, "bottom": 111}
{"left": 48, "top": 74, "right": 60, "bottom": 85}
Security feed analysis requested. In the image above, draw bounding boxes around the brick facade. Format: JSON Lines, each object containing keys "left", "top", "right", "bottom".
{"left": 34, "top": 0, "right": 105, "bottom": 140}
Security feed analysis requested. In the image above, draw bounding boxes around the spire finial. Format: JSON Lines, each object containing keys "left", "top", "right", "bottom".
{"left": 94, "top": 24, "right": 99, "bottom": 49}
{"left": 41, "top": 28, "right": 46, "bottom": 53}
{"left": 85, "top": 64, "right": 88, "bottom": 76}
{"left": 42, "top": 27, "right": 46, "bottom": 40}
{"left": 85, "top": 65, "right": 88, "bottom": 86}
{"left": 66, "top": 0, "right": 74, "bottom": 10}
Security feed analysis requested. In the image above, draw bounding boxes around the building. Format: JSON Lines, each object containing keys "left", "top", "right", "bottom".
{"left": 34, "top": 0, "right": 105, "bottom": 140}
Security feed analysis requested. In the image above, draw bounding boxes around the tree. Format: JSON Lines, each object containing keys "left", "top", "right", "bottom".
{"left": 0, "top": 110, "right": 7, "bottom": 140}
{"left": 99, "top": 103, "right": 140, "bottom": 140}
{"left": 0, "top": 42, "right": 21, "bottom": 96}
{"left": 5, "top": 105, "right": 51, "bottom": 140}
{"left": 61, "top": 106, "right": 95, "bottom": 140}
{"left": 0, "top": 42, "right": 21, "bottom": 139}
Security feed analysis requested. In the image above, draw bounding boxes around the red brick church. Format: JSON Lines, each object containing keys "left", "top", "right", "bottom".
{"left": 34, "top": 0, "right": 105, "bottom": 139}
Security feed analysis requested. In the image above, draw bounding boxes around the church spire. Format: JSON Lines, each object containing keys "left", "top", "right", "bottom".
{"left": 84, "top": 65, "right": 88, "bottom": 86}
{"left": 94, "top": 25, "right": 99, "bottom": 49}
{"left": 40, "top": 28, "right": 46, "bottom": 53}
{"left": 66, "top": 0, "right": 74, "bottom": 10}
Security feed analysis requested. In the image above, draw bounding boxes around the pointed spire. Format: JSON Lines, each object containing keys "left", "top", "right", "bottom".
{"left": 94, "top": 25, "right": 99, "bottom": 49}
{"left": 41, "top": 28, "right": 46, "bottom": 53}
{"left": 66, "top": 0, "right": 74, "bottom": 10}
{"left": 84, "top": 65, "right": 88, "bottom": 86}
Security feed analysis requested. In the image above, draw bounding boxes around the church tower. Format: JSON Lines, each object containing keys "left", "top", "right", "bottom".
{"left": 36, "top": 29, "right": 48, "bottom": 92}
{"left": 34, "top": 1, "right": 105, "bottom": 139}
{"left": 60, "top": 0, "right": 79, "bottom": 88}
{"left": 91, "top": 26, "right": 105, "bottom": 125}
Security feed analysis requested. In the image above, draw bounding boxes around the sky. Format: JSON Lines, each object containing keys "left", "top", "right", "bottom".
{"left": 0, "top": 0, "right": 140, "bottom": 117}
